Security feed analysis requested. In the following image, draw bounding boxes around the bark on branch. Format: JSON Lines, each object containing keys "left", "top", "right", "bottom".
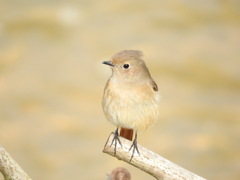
{"left": 103, "top": 133, "right": 206, "bottom": 180}
{"left": 0, "top": 145, "right": 31, "bottom": 180}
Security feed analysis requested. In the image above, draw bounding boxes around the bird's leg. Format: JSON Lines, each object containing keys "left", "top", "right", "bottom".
{"left": 110, "top": 128, "right": 122, "bottom": 155}
{"left": 129, "top": 132, "right": 140, "bottom": 162}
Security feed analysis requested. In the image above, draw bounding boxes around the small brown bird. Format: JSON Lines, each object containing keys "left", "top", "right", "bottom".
{"left": 108, "top": 167, "right": 131, "bottom": 180}
{"left": 102, "top": 50, "right": 160, "bottom": 160}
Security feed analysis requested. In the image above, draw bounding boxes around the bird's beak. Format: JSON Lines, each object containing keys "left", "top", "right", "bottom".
{"left": 102, "top": 61, "right": 114, "bottom": 67}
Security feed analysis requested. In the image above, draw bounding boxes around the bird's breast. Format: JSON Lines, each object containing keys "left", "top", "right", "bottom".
{"left": 102, "top": 79, "right": 160, "bottom": 131}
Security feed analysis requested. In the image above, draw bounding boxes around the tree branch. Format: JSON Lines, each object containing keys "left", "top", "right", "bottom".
{"left": 103, "top": 133, "right": 206, "bottom": 180}
{"left": 0, "top": 145, "right": 31, "bottom": 180}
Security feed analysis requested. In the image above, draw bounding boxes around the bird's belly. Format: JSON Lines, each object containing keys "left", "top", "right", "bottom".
{"left": 103, "top": 87, "right": 160, "bottom": 131}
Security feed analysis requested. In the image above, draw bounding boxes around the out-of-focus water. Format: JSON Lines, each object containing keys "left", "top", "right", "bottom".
{"left": 0, "top": 1, "right": 240, "bottom": 179}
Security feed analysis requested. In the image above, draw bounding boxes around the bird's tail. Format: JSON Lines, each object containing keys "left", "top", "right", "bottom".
{"left": 120, "top": 128, "right": 133, "bottom": 141}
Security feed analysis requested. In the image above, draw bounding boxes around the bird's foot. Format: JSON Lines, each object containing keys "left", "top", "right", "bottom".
{"left": 110, "top": 128, "right": 122, "bottom": 155}
{"left": 128, "top": 137, "right": 140, "bottom": 162}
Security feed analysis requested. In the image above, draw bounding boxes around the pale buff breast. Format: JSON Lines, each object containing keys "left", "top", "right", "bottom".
{"left": 102, "top": 79, "right": 160, "bottom": 131}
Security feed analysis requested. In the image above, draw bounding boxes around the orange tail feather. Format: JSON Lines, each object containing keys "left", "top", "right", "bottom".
{"left": 120, "top": 128, "right": 133, "bottom": 141}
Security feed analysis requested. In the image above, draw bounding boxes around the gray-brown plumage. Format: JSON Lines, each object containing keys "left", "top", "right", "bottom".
{"left": 102, "top": 50, "right": 160, "bottom": 159}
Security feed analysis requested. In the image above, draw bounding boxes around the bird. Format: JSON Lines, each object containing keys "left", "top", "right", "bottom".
{"left": 108, "top": 167, "right": 131, "bottom": 180}
{"left": 102, "top": 50, "right": 160, "bottom": 160}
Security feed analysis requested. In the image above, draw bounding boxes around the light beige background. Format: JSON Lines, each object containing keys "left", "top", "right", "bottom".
{"left": 0, "top": 0, "right": 239, "bottom": 179}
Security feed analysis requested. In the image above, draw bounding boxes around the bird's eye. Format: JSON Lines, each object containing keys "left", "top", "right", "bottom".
{"left": 123, "top": 64, "right": 130, "bottom": 69}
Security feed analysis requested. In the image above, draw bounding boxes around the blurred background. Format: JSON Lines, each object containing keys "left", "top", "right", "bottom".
{"left": 0, "top": 0, "right": 239, "bottom": 179}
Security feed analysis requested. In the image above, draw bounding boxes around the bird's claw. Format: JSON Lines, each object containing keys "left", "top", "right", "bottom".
{"left": 110, "top": 128, "right": 122, "bottom": 155}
